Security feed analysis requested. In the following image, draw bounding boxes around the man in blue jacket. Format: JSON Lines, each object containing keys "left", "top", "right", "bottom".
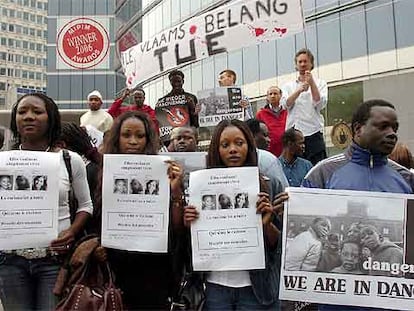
{"left": 302, "top": 99, "right": 413, "bottom": 310}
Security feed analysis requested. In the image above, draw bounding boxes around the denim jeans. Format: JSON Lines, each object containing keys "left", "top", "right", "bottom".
{"left": 0, "top": 253, "right": 60, "bottom": 311}
{"left": 204, "top": 282, "right": 279, "bottom": 311}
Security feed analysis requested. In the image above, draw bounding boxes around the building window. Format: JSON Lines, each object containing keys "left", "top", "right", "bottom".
{"left": 29, "top": 56, "right": 35, "bottom": 64}
{"left": 0, "top": 82, "right": 5, "bottom": 90}
{"left": 23, "top": 27, "right": 28, "bottom": 34}
{"left": 36, "top": 43, "right": 42, "bottom": 51}
{"left": 8, "top": 54, "right": 13, "bottom": 61}
{"left": 0, "top": 52, "right": 6, "bottom": 60}
{"left": 0, "top": 97, "right": 5, "bottom": 106}
{"left": 29, "top": 42, "right": 35, "bottom": 50}
{"left": 30, "top": 28, "right": 35, "bottom": 36}
{"left": 8, "top": 24, "right": 14, "bottom": 32}
{"left": 8, "top": 39, "right": 14, "bottom": 47}
{"left": 0, "top": 38, "right": 6, "bottom": 46}
{"left": 30, "top": 14, "right": 35, "bottom": 22}
{"left": 15, "top": 69, "right": 20, "bottom": 77}
{"left": 9, "top": 9, "right": 15, "bottom": 18}
{"left": 23, "top": 12, "right": 29, "bottom": 20}
{"left": 36, "top": 72, "right": 41, "bottom": 80}
{"left": 1, "top": 23, "right": 6, "bottom": 31}
{"left": 37, "top": 29, "right": 41, "bottom": 37}
{"left": 0, "top": 68, "right": 6, "bottom": 75}
{"left": 15, "top": 54, "right": 21, "bottom": 62}
{"left": 15, "top": 40, "right": 21, "bottom": 48}
{"left": 23, "top": 40, "right": 28, "bottom": 49}
{"left": 31, "top": 0, "right": 36, "bottom": 7}
{"left": 29, "top": 71, "right": 34, "bottom": 79}
{"left": 17, "top": 11, "right": 21, "bottom": 19}
{"left": 23, "top": 56, "right": 28, "bottom": 63}
{"left": 22, "top": 70, "right": 28, "bottom": 78}
{"left": 16, "top": 25, "right": 21, "bottom": 33}
{"left": 36, "top": 58, "right": 41, "bottom": 65}
{"left": 7, "top": 69, "right": 13, "bottom": 76}
{"left": 36, "top": 15, "right": 42, "bottom": 24}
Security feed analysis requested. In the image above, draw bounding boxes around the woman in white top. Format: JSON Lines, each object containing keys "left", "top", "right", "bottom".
{"left": 0, "top": 93, "right": 93, "bottom": 310}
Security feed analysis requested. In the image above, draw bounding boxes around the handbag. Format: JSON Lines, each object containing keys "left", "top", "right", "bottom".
{"left": 56, "top": 262, "right": 123, "bottom": 311}
{"left": 170, "top": 272, "right": 205, "bottom": 311}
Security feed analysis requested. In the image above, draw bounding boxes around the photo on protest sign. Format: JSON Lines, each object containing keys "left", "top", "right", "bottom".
{"left": 280, "top": 187, "right": 414, "bottom": 311}
{"left": 0, "top": 174, "right": 13, "bottom": 190}
{"left": 198, "top": 87, "right": 243, "bottom": 127}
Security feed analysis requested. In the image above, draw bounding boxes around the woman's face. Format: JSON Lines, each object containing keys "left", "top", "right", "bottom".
{"left": 119, "top": 117, "right": 147, "bottom": 154}
{"left": 148, "top": 180, "right": 157, "bottom": 193}
{"left": 219, "top": 195, "right": 231, "bottom": 207}
{"left": 131, "top": 179, "right": 141, "bottom": 192}
{"left": 16, "top": 96, "right": 49, "bottom": 141}
{"left": 236, "top": 194, "right": 246, "bottom": 206}
{"left": 115, "top": 180, "right": 126, "bottom": 192}
{"left": 35, "top": 176, "right": 44, "bottom": 189}
{"left": 218, "top": 126, "right": 248, "bottom": 167}
{"left": 0, "top": 176, "right": 11, "bottom": 189}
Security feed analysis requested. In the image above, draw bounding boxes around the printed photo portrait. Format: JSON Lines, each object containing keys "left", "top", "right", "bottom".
{"left": 113, "top": 178, "right": 128, "bottom": 194}
{"left": 15, "top": 175, "right": 30, "bottom": 190}
{"left": 32, "top": 175, "right": 47, "bottom": 191}
{"left": 129, "top": 178, "right": 143, "bottom": 194}
{"left": 234, "top": 193, "right": 249, "bottom": 209}
{"left": 145, "top": 179, "right": 159, "bottom": 195}
{"left": 0, "top": 175, "right": 13, "bottom": 190}
{"left": 284, "top": 194, "right": 405, "bottom": 277}
{"left": 218, "top": 193, "right": 233, "bottom": 210}
{"left": 201, "top": 194, "right": 216, "bottom": 211}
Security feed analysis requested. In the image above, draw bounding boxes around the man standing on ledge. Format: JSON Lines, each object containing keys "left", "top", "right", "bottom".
{"left": 281, "top": 48, "right": 328, "bottom": 165}
{"left": 80, "top": 90, "right": 113, "bottom": 133}
{"left": 108, "top": 88, "right": 158, "bottom": 131}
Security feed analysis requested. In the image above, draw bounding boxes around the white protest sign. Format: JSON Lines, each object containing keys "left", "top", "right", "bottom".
{"left": 121, "top": 0, "right": 303, "bottom": 87}
{"left": 101, "top": 154, "right": 171, "bottom": 253}
{"left": 189, "top": 167, "right": 265, "bottom": 271}
{"left": 0, "top": 151, "right": 60, "bottom": 250}
{"left": 280, "top": 187, "right": 414, "bottom": 311}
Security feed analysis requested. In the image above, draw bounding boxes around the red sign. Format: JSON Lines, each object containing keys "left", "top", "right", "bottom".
{"left": 57, "top": 17, "right": 110, "bottom": 69}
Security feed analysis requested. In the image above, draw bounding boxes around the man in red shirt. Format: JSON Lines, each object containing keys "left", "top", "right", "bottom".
{"left": 108, "top": 88, "right": 159, "bottom": 131}
{"left": 256, "top": 86, "right": 287, "bottom": 156}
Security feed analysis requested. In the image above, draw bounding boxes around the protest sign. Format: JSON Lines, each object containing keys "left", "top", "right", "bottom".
{"left": 198, "top": 87, "right": 243, "bottom": 127}
{"left": 101, "top": 154, "right": 171, "bottom": 253}
{"left": 189, "top": 167, "right": 265, "bottom": 271}
{"left": 121, "top": 0, "right": 303, "bottom": 87}
{"left": 279, "top": 187, "right": 414, "bottom": 311}
{"left": 156, "top": 94, "right": 193, "bottom": 141}
{"left": 167, "top": 152, "right": 207, "bottom": 205}
{"left": 0, "top": 151, "right": 59, "bottom": 250}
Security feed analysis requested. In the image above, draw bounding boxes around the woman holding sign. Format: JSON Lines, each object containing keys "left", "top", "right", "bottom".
{"left": 0, "top": 93, "right": 93, "bottom": 310}
{"left": 184, "top": 119, "right": 286, "bottom": 310}
{"left": 97, "top": 111, "right": 186, "bottom": 310}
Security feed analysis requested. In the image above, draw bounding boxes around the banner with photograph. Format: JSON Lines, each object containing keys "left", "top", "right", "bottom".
{"left": 279, "top": 187, "right": 414, "bottom": 311}
{"left": 189, "top": 167, "right": 265, "bottom": 271}
{"left": 121, "top": 0, "right": 303, "bottom": 87}
{"left": 0, "top": 151, "right": 60, "bottom": 250}
{"left": 167, "top": 152, "right": 207, "bottom": 205}
{"left": 101, "top": 154, "right": 171, "bottom": 253}
{"left": 198, "top": 87, "right": 243, "bottom": 127}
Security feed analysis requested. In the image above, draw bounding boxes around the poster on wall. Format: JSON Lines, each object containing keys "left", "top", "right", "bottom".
{"left": 279, "top": 187, "right": 414, "bottom": 311}
{"left": 56, "top": 16, "right": 111, "bottom": 70}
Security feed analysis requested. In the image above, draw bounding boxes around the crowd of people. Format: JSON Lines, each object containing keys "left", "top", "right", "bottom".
{"left": 0, "top": 47, "right": 413, "bottom": 311}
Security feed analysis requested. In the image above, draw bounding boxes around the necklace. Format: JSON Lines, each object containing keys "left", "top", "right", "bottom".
{"left": 19, "top": 144, "right": 51, "bottom": 152}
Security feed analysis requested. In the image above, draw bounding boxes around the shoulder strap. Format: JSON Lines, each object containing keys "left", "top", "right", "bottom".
{"left": 62, "top": 149, "right": 73, "bottom": 185}
{"left": 62, "top": 149, "right": 77, "bottom": 224}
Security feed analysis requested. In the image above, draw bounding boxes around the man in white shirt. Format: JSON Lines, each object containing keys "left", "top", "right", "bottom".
{"left": 280, "top": 49, "right": 328, "bottom": 165}
{"left": 80, "top": 90, "right": 113, "bottom": 133}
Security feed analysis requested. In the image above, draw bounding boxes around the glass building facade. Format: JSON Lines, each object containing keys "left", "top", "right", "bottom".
{"left": 115, "top": 0, "right": 414, "bottom": 153}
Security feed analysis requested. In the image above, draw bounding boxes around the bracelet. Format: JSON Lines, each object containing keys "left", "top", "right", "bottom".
{"left": 170, "top": 194, "right": 184, "bottom": 204}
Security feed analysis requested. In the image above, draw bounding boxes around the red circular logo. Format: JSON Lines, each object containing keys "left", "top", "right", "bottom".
{"left": 164, "top": 107, "right": 189, "bottom": 127}
{"left": 57, "top": 17, "right": 109, "bottom": 69}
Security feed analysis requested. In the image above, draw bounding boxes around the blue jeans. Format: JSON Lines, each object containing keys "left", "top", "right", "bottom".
{"left": 204, "top": 282, "right": 279, "bottom": 311}
{"left": 0, "top": 253, "right": 60, "bottom": 311}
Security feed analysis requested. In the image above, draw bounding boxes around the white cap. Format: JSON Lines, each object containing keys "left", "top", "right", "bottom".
{"left": 87, "top": 90, "right": 102, "bottom": 101}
